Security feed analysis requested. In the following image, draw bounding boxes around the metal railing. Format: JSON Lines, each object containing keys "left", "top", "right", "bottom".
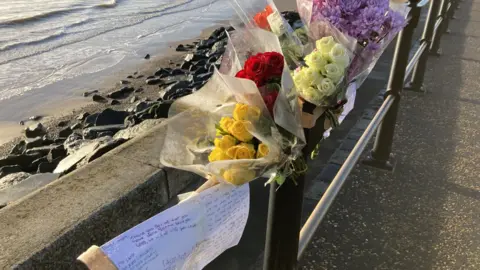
{"left": 263, "top": 0, "right": 461, "bottom": 268}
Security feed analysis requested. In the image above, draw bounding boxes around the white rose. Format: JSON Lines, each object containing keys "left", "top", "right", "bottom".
{"left": 267, "top": 11, "right": 287, "bottom": 36}
{"left": 299, "top": 86, "right": 323, "bottom": 104}
{"left": 304, "top": 50, "right": 327, "bottom": 72}
{"left": 316, "top": 36, "right": 336, "bottom": 55}
{"left": 317, "top": 77, "right": 336, "bottom": 96}
{"left": 323, "top": 63, "right": 344, "bottom": 83}
{"left": 329, "top": 43, "right": 350, "bottom": 68}
{"left": 303, "top": 67, "right": 323, "bottom": 86}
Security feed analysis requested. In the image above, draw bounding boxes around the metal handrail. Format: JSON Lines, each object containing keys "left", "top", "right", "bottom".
{"left": 405, "top": 42, "right": 428, "bottom": 81}
{"left": 297, "top": 95, "right": 395, "bottom": 259}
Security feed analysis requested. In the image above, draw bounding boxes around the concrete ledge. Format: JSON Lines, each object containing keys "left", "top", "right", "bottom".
{"left": 0, "top": 121, "right": 203, "bottom": 268}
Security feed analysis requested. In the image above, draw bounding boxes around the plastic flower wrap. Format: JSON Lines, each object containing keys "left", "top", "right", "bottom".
{"left": 160, "top": 69, "right": 306, "bottom": 186}
{"left": 297, "top": 0, "right": 409, "bottom": 84}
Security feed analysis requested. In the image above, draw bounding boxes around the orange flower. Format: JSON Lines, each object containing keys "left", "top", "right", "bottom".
{"left": 254, "top": 12, "right": 270, "bottom": 30}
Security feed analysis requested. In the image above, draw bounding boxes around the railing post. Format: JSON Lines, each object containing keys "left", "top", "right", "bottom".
{"left": 430, "top": 0, "right": 449, "bottom": 55}
{"left": 263, "top": 129, "right": 310, "bottom": 270}
{"left": 363, "top": 0, "right": 422, "bottom": 170}
{"left": 405, "top": 0, "right": 441, "bottom": 92}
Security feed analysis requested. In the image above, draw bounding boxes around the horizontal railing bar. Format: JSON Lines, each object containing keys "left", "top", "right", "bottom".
{"left": 297, "top": 95, "right": 396, "bottom": 259}
{"left": 433, "top": 17, "right": 443, "bottom": 36}
{"left": 404, "top": 41, "right": 428, "bottom": 82}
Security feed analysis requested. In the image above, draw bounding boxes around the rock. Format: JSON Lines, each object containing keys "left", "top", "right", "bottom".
{"left": 154, "top": 68, "right": 172, "bottom": 77}
{"left": 176, "top": 44, "right": 187, "bottom": 52}
{"left": 134, "top": 71, "right": 138, "bottom": 75}
{"left": 208, "top": 64, "right": 215, "bottom": 73}
{"left": 57, "top": 120, "right": 69, "bottom": 127}
{"left": 161, "top": 81, "right": 190, "bottom": 100}
{"left": 208, "top": 40, "right": 227, "bottom": 56}
{"left": 92, "top": 94, "right": 108, "bottom": 103}
{"left": 0, "top": 173, "right": 60, "bottom": 206}
{"left": 19, "top": 121, "right": 25, "bottom": 126}
{"left": 193, "top": 59, "right": 208, "bottom": 68}
{"left": 110, "top": 99, "right": 121, "bottom": 105}
{"left": 134, "top": 87, "right": 144, "bottom": 93}
{"left": 170, "top": 69, "right": 186, "bottom": 76}
{"left": 84, "top": 138, "right": 126, "bottom": 164}
{"left": 48, "top": 145, "right": 67, "bottom": 162}
{"left": 9, "top": 141, "right": 26, "bottom": 155}
{"left": 0, "top": 172, "right": 31, "bottom": 191}
{"left": 144, "top": 54, "right": 150, "bottom": 59}
{"left": 58, "top": 127, "right": 73, "bottom": 138}
{"left": 63, "top": 133, "right": 83, "bottom": 154}
{"left": 1, "top": 153, "right": 44, "bottom": 170}
{"left": 130, "top": 96, "right": 139, "bottom": 103}
{"left": 25, "top": 123, "right": 47, "bottom": 138}
{"left": 95, "top": 108, "right": 130, "bottom": 126}
{"left": 77, "top": 112, "right": 90, "bottom": 121}
{"left": 114, "top": 119, "right": 165, "bottom": 140}
{"left": 0, "top": 165, "right": 23, "bottom": 178}
{"left": 25, "top": 136, "right": 50, "bottom": 150}
{"left": 29, "top": 157, "right": 48, "bottom": 172}
{"left": 127, "top": 75, "right": 134, "bottom": 79}
{"left": 54, "top": 139, "right": 103, "bottom": 174}
{"left": 168, "top": 89, "right": 193, "bottom": 100}
{"left": 136, "top": 75, "right": 144, "bottom": 79}
{"left": 0, "top": 203, "right": 5, "bottom": 209}
{"left": 146, "top": 78, "right": 162, "bottom": 85}
{"left": 26, "top": 144, "right": 63, "bottom": 156}
{"left": 38, "top": 158, "right": 62, "bottom": 173}
{"left": 169, "top": 60, "right": 174, "bottom": 64}
{"left": 83, "top": 124, "right": 125, "bottom": 139}
{"left": 29, "top": 115, "right": 43, "bottom": 121}
{"left": 83, "top": 90, "right": 99, "bottom": 97}
{"left": 194, "top": 66, "right": 208, "bottom": 75}
{"left": 196, "top": 38, "right": 216, "bottom": 50}
{"left": 70, "top": 123, "right": 82, "bottom": 130}
{"left": 184, "top": 53, "right": 206, "bottom": 62}
{"left": 180, "top": 61, "right": 192, "bottom": 70}
{"left": 97, "top": 131, "right": 114, "bottom": 137}
{"left": 124, "top": 115, "right": 142, "bottom": 127}
{"left": 227, "top": 26, "right": 235, "bottom": 32}
{"left": 128, "top": 101, "right": 150, "bottom": 113}
{"left": 107, "top": 86, "right": 134, "bottom": 99}
{"left": 210, "top": 27, "right": 226, "bottom": 40}
{"left": 84, "top": 113, "right": 99, "bottom": 127}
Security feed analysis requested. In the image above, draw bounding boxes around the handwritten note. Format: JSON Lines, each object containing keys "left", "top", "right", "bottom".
{"left": 101, "top": 183, "right": 250, "bottom": 270}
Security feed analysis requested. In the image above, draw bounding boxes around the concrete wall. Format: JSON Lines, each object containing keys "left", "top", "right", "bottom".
{"left": 0, "top": 122, "right": 203, "bottom": 269}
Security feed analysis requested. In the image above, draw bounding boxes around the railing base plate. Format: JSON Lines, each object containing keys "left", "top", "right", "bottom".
{"left": 362, "top": 153, "right": 397, "bottom": 172}
{"left": 404, "top": 82, "right": 426, "bottom": 93}
{"left": 445, "top": 29, "right": 451, "bottom": 34}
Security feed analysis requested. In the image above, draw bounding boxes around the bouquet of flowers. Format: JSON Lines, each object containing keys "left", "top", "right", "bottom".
{"left": 160, "top": 69, "right": 305, "bottom": 186}
{"left": 297, "top": 0, "right": 409, "bottom": 84}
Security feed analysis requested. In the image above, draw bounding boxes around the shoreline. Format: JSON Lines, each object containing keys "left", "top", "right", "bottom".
{"left": 0, "top": 23, "right": 229, "bottom": 156}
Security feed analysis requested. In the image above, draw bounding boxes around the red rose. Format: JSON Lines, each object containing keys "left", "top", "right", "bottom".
{"left": 235, "top": 69, "right": 249, "bottom": 79}
{"left": 263, "top": 91, "right": 279, "bottom": 116}
{"left": 263, "top": 52, "right": 284, "bottom": 78}
{"left": 244, "top": 55, "right": 268, "bottom": 87}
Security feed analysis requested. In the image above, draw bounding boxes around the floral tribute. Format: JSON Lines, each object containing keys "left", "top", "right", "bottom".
{"left": 235, "top": 52, "right": 284, "bottom": 115}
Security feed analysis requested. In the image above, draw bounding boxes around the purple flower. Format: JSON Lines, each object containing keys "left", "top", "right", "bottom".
{"left": 339, "top": 0, "right": 367, "bottom": 15}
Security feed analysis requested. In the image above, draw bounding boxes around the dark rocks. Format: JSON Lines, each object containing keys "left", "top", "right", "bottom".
{"left": 10, "top": 141, "right": 26, "bottom": 155}
{"left": 135, "top": 101, "right": 172, "bottom": 120}
{"left": 25, "top": 123, "right": 47, "bottom": 138}
{"left": 134, "top": 71, "right": 138, "bottom": 75}
{"left": 48, "top": 145, "right": 67, "bottom": 162}
{"left": 134, "top": 88, "right": 144, "bottom": 93}
{"left": 170, "top": 69, "right": 186, "bottom": 76}
{"left": 29, "top": 157, "right": 48, "bottom": 172}
{"left": 127, "top": 75, "right": 134, "bottom": 79}
{"left": 210, "top": 27, "right": 226, "bottom": 40}
{"left": 193, "top": 66, "right": 208, "bottom": 75}
{"left": 154, "top": 68, "right": 172, "bottom": 77}
{"left": 184, "top": 53, "right": 206, "bottom": 62}
{"left": 54, "top": 139, "right": 102, "bottom": 174}
{"left": 0, "top": 153, "right": 44, "bottom": 170}
{"left": 227, "top": 26, "right": 235, "bottom": 32}
{"left": 25, "top": 145, "right": 62, "bottom": 156}
{"left": 70, "top": 122, "right": 82, "bottom": 130}
{"left": 196, "top": 38, "right": 216, "bottom": 50}
{"left": 29, "top": 115, "right": 43, "bottom": 121}
{"left": 77, "top": 112, "right": 90, "bottom": 121}
{"left": 92, "top": 94, "right": 108, "bottom": 103}
{"left": 114, "top": 119, "right": 164, "bottom": 140}
{"left": 38, "top": 158, "right": 62, "bottom": 173}
{"left": 19, "top": 121, "right": 25, "bottom": 126}
{"left": 25, "top": 137, "right": 49, "bottom": 150}
{"left": 84, "top": 138, "right": 126, "bottom": 163}
{"left": 63, "top": 133, "right": 83, "bottom": 154}
{"left": 130, "top": 96, "right": 139, "bottom": 103}
{"left": 110, "top": 99, "right": 121, "bottom": 105}
{"left": 120, "top": 80, "right": 130, "bottom": 85}
{"left": 124, "top": 115, "right": 142, "bottom": 127}
{"left": 95, "top": 108, "right": 130, "bottom": 126}
{"left": 176, "top": 44, "right": 187, "bottom": 52}
{"left": 146, "top": 78, "right": 162, "bottom": 85}
{"left": 208, "top": 40, "right": 227, "bottom": 56}
{"left": 128, "top": 101, "right": 150, "bottom": 113}
{"left": 58, "top": 127, "right": 73, "bottom": 138}
{"left": 83, "top": 90, "right": 98, "bottom": 97}
{"left": 57, "top": 120, "right": 69, "bottom": 127}
{"left": 0, "top": 172, "right": 31, "bottom": 190}
{"left": 0, "top": 165, "right": 22, "bottom": 178}
{"left": 161, "top": 81, "right": 191, "bottom": 100}
{"left": 83, "top": 124, "right": 125, "bottom": 139}
{"left": 136, "top": 75, "right": 144, "bottom": 79}
{"left": 107, "top": 86, "right": 134, "bottom": 99}
{"left": 144, "top": 54, "right": 150, "bottom": 59}
{"left": 180, "top": 61, "right": 192, "bottom": 70}
{"left": 84, "top": 113, "right": 99, "bottom": 127}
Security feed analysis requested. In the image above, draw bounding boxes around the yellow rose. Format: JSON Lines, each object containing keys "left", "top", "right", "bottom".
{"left": 303, "top": 67, "right": 323, "bottom": 86}
{"left": 293, "top": 68, "right": 310, "bottom": 92}
{"left": 256, "top": 143, "right": 269, "bottom": 158}
{"left": 208, "top": 147, "right": 229, "bottom": 162}
{"left": 233, "top": 103, "right": 261, "bottom": 121}
{"left": 316, "top": 36, "right": 336, "bottom": 55}
{"left": 304, "top": 50, "right": 327, "bottom": 71}
{"left": 226, "top": 144, "right": 255, "bottom": 159}
{"left": 228, "top": 120, "right": 253, "bottom": 142}
{"left": 223, "top": 168, "right": 256, "bottom": 185}
{"left": 214, "top": 135, "right": 236, "bottom": 150}
{"left": 219, "top": 116, "right": 235, "bottom": 132}
{"left": 323, "top": 63, "right": 344, "bottom": 83}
